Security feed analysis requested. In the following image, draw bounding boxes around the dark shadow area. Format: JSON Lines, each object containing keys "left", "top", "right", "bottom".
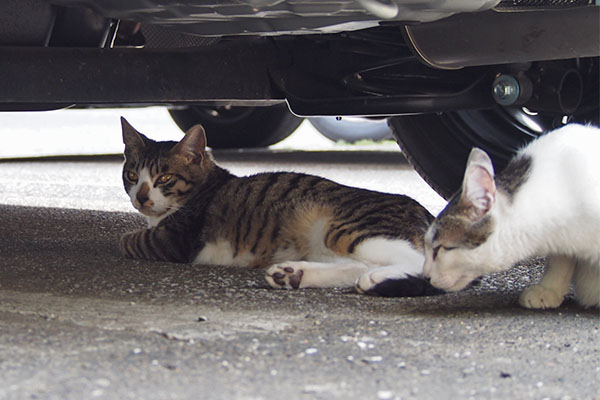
{"left": 1, "top": 204, "right": 598, "bottom": 400}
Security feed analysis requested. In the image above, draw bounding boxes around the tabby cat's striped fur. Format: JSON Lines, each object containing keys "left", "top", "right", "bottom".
{"left": 120, "top": 117, "right": 441, "bottom": 297}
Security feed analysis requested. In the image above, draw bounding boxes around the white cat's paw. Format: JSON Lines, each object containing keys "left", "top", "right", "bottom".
{"left": 265, "top": 262, "right": 304, "bottom": 289}
{"left": 519, "top": 284, "right": 564, "bottom": 309}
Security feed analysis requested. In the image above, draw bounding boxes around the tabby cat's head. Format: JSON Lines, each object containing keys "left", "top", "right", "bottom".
{"left": 121, "top": 117, "right": 209, "bottom": 226}
{"left": 423, "top": 147, "right": 501, "bottom": 292}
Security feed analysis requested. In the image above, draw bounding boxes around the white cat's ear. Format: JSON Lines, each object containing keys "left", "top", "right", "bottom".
{"left": 172, "top": 124, "right": 207, "bottom": 164}
{"left": 121, "top": 117, "right": 149, "bottom": 150}
{"left": 460, "top": 148, "right": 496, "bottom": 219}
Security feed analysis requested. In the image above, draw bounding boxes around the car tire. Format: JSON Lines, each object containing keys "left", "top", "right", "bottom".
{"left": 169, "top": 104, "right": 303, "bottom": 149}
{"left": 308, "top": 117, "right": 392, "bottom": 143}
{"left": 390, "top": 105, "right": 598, "bottom": 199}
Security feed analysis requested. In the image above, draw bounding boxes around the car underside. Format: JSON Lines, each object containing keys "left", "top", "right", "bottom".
{"left": 1, "top": 0, "right": 599, "bottom": 197}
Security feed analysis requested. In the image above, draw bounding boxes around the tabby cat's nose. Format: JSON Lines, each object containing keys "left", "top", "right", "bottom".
{"left": 136, "top": 183, "right": 152, "bottom": 207}
{"left": 136, "top": 195, "right": 152, "bottom": 208}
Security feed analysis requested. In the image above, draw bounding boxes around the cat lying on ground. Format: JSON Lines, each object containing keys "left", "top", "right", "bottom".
{"left": 119, "top": 117, "right": 441, "bottom": 297}
{"left": 424, "top": 124, "right": 600, "bottom": 309}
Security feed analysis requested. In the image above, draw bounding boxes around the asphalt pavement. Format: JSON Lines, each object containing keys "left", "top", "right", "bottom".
{"left": 0, "top": 132, "right": 599, "bottom": 399}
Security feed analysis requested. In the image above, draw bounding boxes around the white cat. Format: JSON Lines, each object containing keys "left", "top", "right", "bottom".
{"left": 423, "top": 124, "right": 600, "bottom": 309}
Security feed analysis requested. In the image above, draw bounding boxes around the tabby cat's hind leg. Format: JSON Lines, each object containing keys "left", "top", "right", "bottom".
{"left": 265, "top": 260, "right": 368, "bottom": 289}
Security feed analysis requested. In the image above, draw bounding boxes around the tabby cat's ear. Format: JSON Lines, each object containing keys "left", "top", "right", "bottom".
{"left": 121, "top": 117, "right": 149, "bottom": 151}
{"left": 460, "top": 147, "right": 496, "bottom": 220}
{"left": 172, "top": 124, "right": 207, "bottom": 164}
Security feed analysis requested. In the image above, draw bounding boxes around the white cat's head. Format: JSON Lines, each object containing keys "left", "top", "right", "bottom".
{"left": 121, "top": 117, "right": 210, "bottom": 226}
{"left": 423, "top": 148, "right": 503, "bottom": 291}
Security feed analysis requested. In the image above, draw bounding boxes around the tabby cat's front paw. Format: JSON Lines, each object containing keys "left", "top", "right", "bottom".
{"left": 120, "top": 232, "right": 135, "bottom": 258}
{"left": 265, "top": 263, "right": 304, "bottom": 289}
{"left": 120, "top": 231, "right": 145, "bottom": 259}
{"left": 519, "top": 284, "right": 564, "bottom": 309}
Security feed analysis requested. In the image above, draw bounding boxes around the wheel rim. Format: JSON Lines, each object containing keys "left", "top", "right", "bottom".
{"left": 392, "top": 58, "right": 598, "bottom": 199}
{"left": 444, "top": 58, "right": 598, "bottom": 165}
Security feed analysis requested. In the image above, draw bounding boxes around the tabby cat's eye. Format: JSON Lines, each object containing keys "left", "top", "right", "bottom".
{"left": 157, "top": 174, "right": 174, "bottom": 184}
{"left": 126, "top": 171, "right": 138, "bottom": 182}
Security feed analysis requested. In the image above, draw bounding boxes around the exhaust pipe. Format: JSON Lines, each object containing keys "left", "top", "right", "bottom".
{"left": 405, "top": 7, "right": 600, "bottom": 70}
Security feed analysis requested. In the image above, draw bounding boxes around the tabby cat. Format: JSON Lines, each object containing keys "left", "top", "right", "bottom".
{"left": 119, "top": 117, "right": 440, "bottom": 297}
{"left": 424, "top": 124, "right": 600, "bottom": 308}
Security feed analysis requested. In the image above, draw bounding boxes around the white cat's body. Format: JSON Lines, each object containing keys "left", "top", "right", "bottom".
{"left": 424, "top": 124, "right": 600, "bottom": 308}
{"left": 478, "top": 124, "right": 600, "bottom": 268}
